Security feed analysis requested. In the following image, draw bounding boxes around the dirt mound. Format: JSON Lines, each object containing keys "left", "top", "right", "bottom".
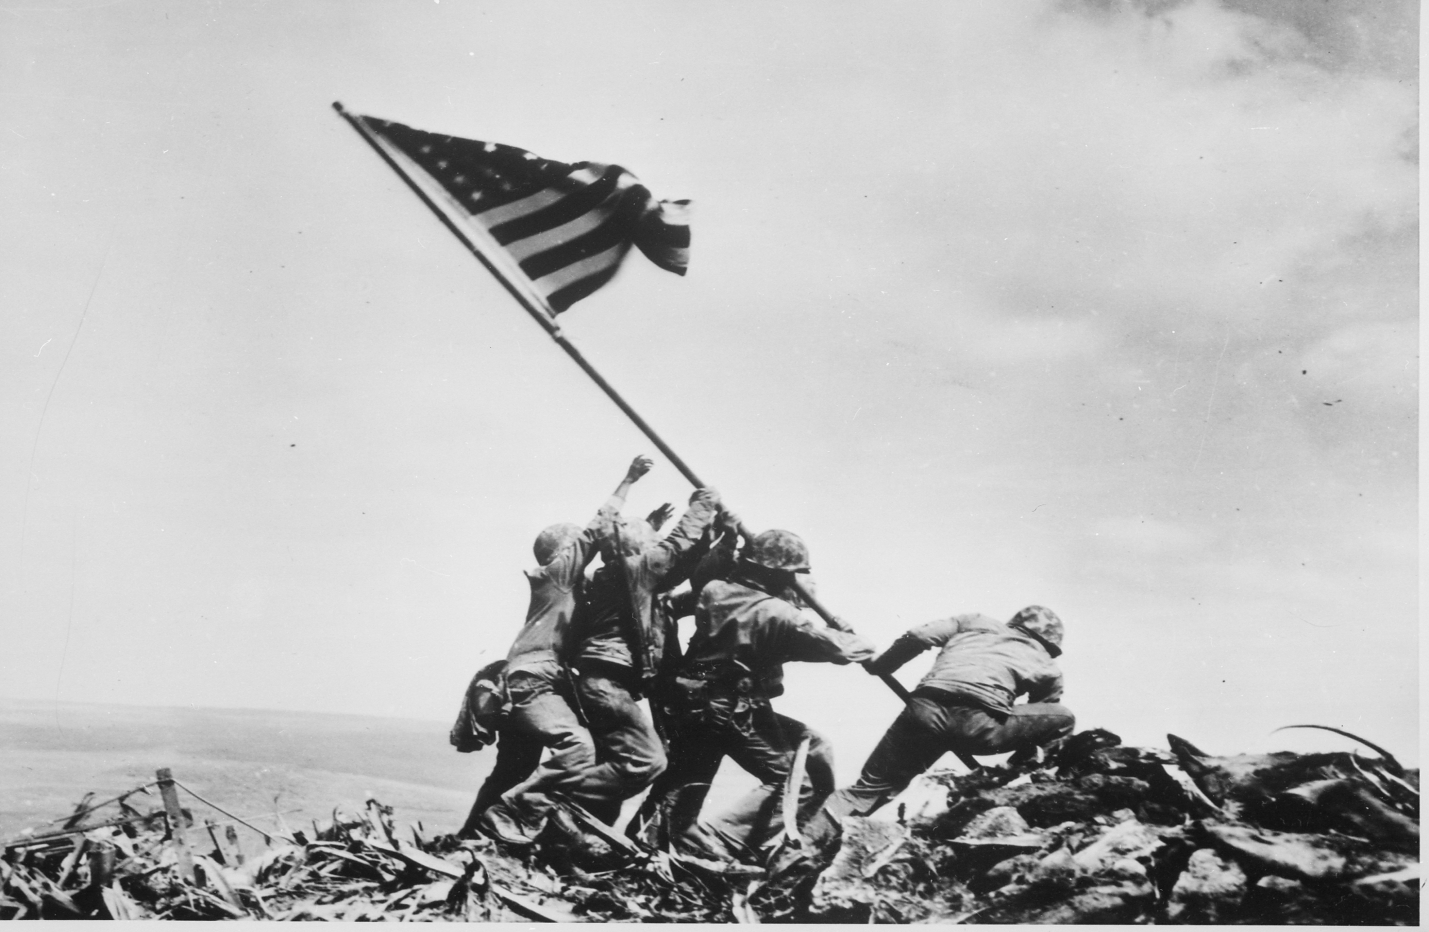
{"left": 1, "top": 730, "right": 1417, "bottom": 923}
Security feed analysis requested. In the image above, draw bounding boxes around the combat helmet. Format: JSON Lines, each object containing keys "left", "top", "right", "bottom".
{"left": 1009, "top": 605, "right": 1064, "bottom": 657}
{"left": 533, "top": 523, "right": 583, "bottom": 566}
{"left": 748, "top": 529, "right": 811, "bottom": 573}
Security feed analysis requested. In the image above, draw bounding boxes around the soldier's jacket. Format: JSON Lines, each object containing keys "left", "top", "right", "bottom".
{"left": 571, "top": 489, "right": 720, "bottom": 688}
{"left": 680, "top": 578, "right": 876, "bottom": 700}
{"left": 504, "top": 499, "right": 620, "bottom": 682}
{"left": 866, "top": 613, "right": 1063, "bottom": 715}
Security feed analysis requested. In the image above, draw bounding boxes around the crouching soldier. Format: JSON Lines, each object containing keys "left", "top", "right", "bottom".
{"left": 643, "top": 530, "right": 876, "bottom": 863}
{"left": 801, "top": 606, "right": 1074, "bottom": 849}
{"left": 469, "top": 456, "right": 652, "bottom": 844}
{"left": 561, "top": 485, "right": 724, "bottom": 825}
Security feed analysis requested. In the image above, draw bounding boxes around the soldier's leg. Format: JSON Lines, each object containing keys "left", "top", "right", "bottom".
{"left": 459, "top": 731, "right": 544, "bottom": 836}
{"left": 635, "top": 730, "right": 725, "bottom": 850}
{"left": 961, "top": 702, "right": 1075, "bottom": 755}
{"left": 569, "top": 667, "right": 667, "bottom": 824}
{"left": 478, "top": 674, "right": 596, "bottom": 843}
{"left": 802, "top": 696, "right": 958, "bottom": 849}
{"left": 704, "top": 706, "right": 822, "bottom": 858}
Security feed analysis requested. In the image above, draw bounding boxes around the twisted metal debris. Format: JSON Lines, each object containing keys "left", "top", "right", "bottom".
{"left": 0, "top": 727, "right": 1418, "bottom": 923}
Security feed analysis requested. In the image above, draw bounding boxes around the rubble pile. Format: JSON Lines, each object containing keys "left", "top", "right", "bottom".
{"left": 0, "top": 794, "right": 588, "bottom": 921}
{"left": 790, "top": 728, "right": 1419, "bottom": 924}
{"left": 0, "top": 727, "right": 1417, "bottom": 923}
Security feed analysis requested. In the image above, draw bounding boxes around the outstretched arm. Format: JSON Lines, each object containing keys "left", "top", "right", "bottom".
{"left": 606, "top": 454, "right": 653, "bottom": 509}
{"left": 864, "top": 616, "right": 963, "bottom": 675}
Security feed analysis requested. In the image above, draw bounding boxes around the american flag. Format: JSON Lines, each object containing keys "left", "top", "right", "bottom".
{"left": 350, "top": 114, "right": 690, "bottom": 314}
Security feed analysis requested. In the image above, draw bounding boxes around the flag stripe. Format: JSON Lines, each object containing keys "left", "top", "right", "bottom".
{"left": 473, "top": 187, "right": 567, "bottom": 228}
{"left": 503, "top": 200, "right": 617, "bottom": 263}
{"left": 517, "top": 191, "right": 645, "bottom": 282}
{"left": 534, "top": 241, "right": 629, "bottom": 300}
{"left": 358, "top": 113, "right": 689, "bottom": 314}
{"left": 486, "top": 165, "right": 624, "bottom": 246}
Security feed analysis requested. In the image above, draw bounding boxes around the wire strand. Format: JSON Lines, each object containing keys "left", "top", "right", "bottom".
{"left": 174, "top": 780, "right": 299, "bottom": 845}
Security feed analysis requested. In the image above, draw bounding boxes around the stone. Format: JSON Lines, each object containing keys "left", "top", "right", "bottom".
{"left": 809, "top": 817, "right": 910, "bottom": 918}
{"left": 959, "top": 805, "right": 1031, "bottom": 839}
{"left": 1203, "top": 823, "right": 1348, "bottom": 881}
{"left": 890, "top": 774, "right": 950, "bottom": 824}
{"left": 1165, "top": 848, "right": 1246, "bottom": 923}
{"left": 1072, "top": 819, "right": 1166, "bottom": 873}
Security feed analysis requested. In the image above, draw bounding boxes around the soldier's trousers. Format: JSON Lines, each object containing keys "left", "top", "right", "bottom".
{"left": 568, "top": 662, "right": 667, "bottom": 825}
{"left": 458, "top": 731, "right": 543, "bottom": 836}
{"left": 802, "top": 693, "right": 1074, "bottom": 847}
{"left": 638, "top": 696, "right": 834, "bottom": 859}
{"left": 476, "top": 672, "right": 596, "bottom": 840}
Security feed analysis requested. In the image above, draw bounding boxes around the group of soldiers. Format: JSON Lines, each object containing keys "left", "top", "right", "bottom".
{"left": 455, "top": 456, "right": 1076, "bottom": 866}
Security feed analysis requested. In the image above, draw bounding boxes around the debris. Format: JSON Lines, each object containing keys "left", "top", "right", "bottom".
{"left": 1, "top": 730, "right": 1418, "bottom": 923}
{"left": 1165, "top": 848, "right": 1246, "bottom": 923}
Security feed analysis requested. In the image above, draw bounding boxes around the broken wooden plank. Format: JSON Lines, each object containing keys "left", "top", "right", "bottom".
{"left": 155, "top": 768, "right": 197, "bottom": 884}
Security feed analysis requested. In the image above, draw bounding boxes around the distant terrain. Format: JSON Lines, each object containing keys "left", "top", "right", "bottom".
{"left": 0, "top": 696, "right": 481, "bottom": 841}
{"left": 0, "top": 696, "right": 756, "bottom": 845}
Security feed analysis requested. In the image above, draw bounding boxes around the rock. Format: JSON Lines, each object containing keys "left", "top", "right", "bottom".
{"left": 959, "top": 805, "right": 1030, "bottom": 839}
{"left": 1006, "top": 782, "right": 1106, "bottom": 827}
{"left": 1020, "top": 881, "right": 1153, "bottom": 924}
{"left": 809, "top": 817, "right": 910, "bottom": 918}
{"left": 1166, "top": 733, "right": 1407, "bottom": 830}
{"left": 1165, "top": 848, "right": 1246, "bottom": 923}
{"left": 1029, "top": 847, "right": 1080, "bottom": 891}
{"left": 1076, "top": 774, "right": 1152, "bottom": 810}
{"left": 1203, "top": 822, "right": 1348, "bottom": 881}
{"left": 1049, "top": 728, "right": 1123, "bottom": 772}
{"left": 928, "top": 796, "right": 998, "bottom": 838}
{"left": 1278, "top": 778, "right": 1420, "bottom": 852}
{"left": 1071, "top": 819, "right": 1167, "bottom": 873}
{"left": 890, "top": 773, "right": 950, "bottom": 824}
{"left": 1354, "top": 863, "right": 1418, "bottom": 893}
{"left": 971, "top": 851, "right": 1040, "bottom": 892}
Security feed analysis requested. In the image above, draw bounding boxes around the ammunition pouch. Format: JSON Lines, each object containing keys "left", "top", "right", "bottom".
{"left": 671, "top": 662, "right": 770, "bottom": 732}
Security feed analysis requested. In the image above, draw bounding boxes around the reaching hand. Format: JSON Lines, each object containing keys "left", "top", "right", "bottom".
{"left": 646, "top": 502, "right": 675, "bottom": 532}
{"left": 626, "top": 455, "right": 654, "bottom": 483}
{"left": 691, "top": 486, "right": 721, "bottom": 508}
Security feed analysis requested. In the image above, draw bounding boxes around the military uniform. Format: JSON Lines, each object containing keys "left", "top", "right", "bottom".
{"left": 471, "top": 501, "right": 620, "bottom": 842}
{"left": 802, "top": 613, "right": 1074, "bottom": 847}
{"left": 564, "top": 489, "right": 721, "bottom": 823}
{"left": 639, "top": 573, "right": 875, "bottom": 860}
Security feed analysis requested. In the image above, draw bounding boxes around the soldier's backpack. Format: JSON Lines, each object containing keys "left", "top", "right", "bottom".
{"left": 449, "top": 659, "right": 510, "bottom": 753}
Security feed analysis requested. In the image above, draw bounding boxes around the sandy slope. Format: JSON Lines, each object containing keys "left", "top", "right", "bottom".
{"left": 0, "top": 696, "right": 486, "bottom": 841}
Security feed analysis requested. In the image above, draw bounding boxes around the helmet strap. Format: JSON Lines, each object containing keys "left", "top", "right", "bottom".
{"left": 1011, "top": 624, "right": 1062, "bottom": 658}
{"left": 733, "top": 560, "right": 793, "bottom": 596}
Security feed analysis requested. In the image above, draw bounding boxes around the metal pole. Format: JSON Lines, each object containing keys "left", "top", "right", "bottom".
{"left": 333, "top": 102, "right": 926, "bottom": 717}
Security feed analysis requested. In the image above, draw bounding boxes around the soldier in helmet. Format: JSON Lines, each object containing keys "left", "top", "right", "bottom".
{"left": 466, "top": 455, "right": 653, "bottom": 843}
{"left": 559, "top": 485, "right": 726, "bottom": 825}
{"left": 800, "top": 606, "right": 1074, "bottom": 850}
{"left": 636, "top": 529, "right": 876, "bottom": 863}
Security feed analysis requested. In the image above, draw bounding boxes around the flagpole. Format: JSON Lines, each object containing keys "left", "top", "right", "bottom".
{"left": 332, "top": 102, "right": 925, "bottom": 716}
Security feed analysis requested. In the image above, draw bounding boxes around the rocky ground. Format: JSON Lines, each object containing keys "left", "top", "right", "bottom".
{"left": 1, "top": 727, "right": 1418, "bottom": 922}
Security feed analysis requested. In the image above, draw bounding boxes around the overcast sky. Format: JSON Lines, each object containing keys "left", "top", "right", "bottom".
{"left": 1, "top": 0, "right": 1418, "bottom": 776}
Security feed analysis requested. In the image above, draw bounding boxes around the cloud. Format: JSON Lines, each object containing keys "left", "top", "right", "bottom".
{"left": 1090, "top": 515, "right": 1205, "bottom": 555}
{"left": 874, "top": 1, "right": 1416, "bottom": 355}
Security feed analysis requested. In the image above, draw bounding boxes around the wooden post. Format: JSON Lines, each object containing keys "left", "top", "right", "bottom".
{"left": 155, "top": 768, "right": 197, "bottom": 884}
{"left": 88, "top": 842, "right": 116, "bottom": 889}
{"left": 225, "top": 825, "right": 245, "bottom": 866}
